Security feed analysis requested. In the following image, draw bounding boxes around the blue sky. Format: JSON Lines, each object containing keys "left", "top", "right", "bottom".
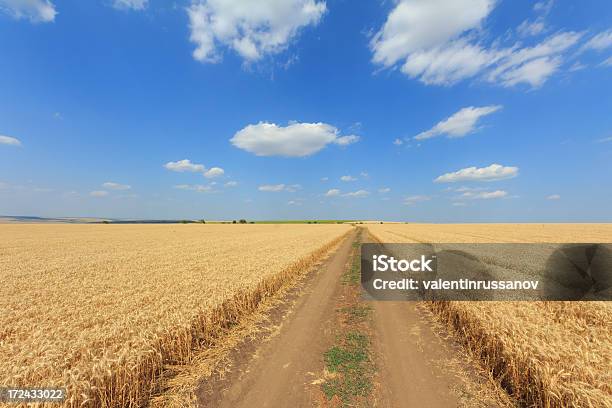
{"left": 0, "top": 0, "right": 611, "bottom": 222}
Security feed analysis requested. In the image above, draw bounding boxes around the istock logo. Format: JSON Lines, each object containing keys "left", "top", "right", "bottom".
{"left": 372, "top": 255, "right": 436, "bottom": 272}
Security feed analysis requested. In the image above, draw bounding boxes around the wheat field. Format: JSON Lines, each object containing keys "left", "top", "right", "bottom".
{"left": 0, "top": 223, "right": 352, "bottom": 407}
{"left": 366, "top": 223, "right": 612, "bottom": 408}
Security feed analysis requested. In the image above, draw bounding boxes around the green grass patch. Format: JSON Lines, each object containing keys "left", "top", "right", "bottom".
{"left": 322, "top": 332, "right": 373, "bottom": 404}
{"left": 341, "top": 244, "right": 361, "bottom": 285}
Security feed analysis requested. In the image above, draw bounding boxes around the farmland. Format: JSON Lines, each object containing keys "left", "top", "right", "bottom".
{"left": 0, "top": 223, "right": 351, "bottom": 407}
{"left": 366, "top": 223, "right": 612, "bottom": 408}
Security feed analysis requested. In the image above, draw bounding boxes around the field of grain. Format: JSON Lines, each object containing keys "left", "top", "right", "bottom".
{"left": 366, "top": 223, "right": 612, "bottom": 408}
{"left": 0, "top": 224, "right": 352, "bottom": 407}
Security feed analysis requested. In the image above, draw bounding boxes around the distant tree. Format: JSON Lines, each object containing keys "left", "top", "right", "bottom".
{"left": 200, "top": 220, "right": 206, "bottom": 224}
{"left": 232, "top": 220, "right": 237, "bottom": 224}
{"left": 380, "top": 221, "right": 383, "bottom": 224}
{"left": 180, "top": 220, "right": 189, "bottom": 224}
{"left": 239, "top": 219, "right": 247, "bottom": 224}
{"left": 102, "top": 220, "right": 110, "bottom": 224}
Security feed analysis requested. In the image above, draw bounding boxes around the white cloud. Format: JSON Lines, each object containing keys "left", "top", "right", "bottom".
{"left": 204, "top": 167, "right": 225, "bottom": 178}
{"left": 378, "top": 187, "right": 391, "bottom": 193}
{"left": 486, "top": 32, "right": 582, "bottom": 88}
{"left": 600, "top": 56, "right": 612, "bottom": 67}
{"left": 596, "top": 136, "right": 612, "bottom": 143}
{"left": 403, "top": 195, "right": 431, "bottom": 205}
{"left": 164, "top": 159, "right": 206, "bottom": 173}
{"left": 325, "top": 188, "right": 340, "bottom": 197}
{"left": 517, "top": 19, "right": 545, "bottom": 37}
{"left": 187, "top": 0, "right": 326, "bottom": 63}
{"left": 258, "top": 183, "right": 301, "bottom": 192}
{"left": 0, "top": 0, "right": 56, "bottom": 22}
{"left": 371, "top": 0, "right": 583, "bottom": 88}
{"left": 90, "top": 190, "right": 109, "bottom": 197}
{"left": 371, "top": 0, "right": 495, "bottom": 67}
{"left": 259, "top": 184, "right": 285, "bottom": 192}
{"left": 547, "top": 194, "right": 561, "bottom": 200}
{"left": 102, "top": 182, "right": 131, "bottom": 190}
{"left": 452, "top": 201, "right": 467, "bottom": 206}
{"left": 164, "top": 159, "right": 224, "bottom": 178}
{"left": 533, "top": 0, "right": 554, "bottom": 14}
{"left": 460, "top": 190, "right": 507, "bottom": 199}
{"left": 344, "top": 190, "right": 369, "bottom": 198}
{"left": 321, "top": 177, "right": 329, "bottom": 181}
{"left": 415, "top": 105, "right": 501, "bottom": 140}
{"left": 393, "top": 138, "right": 403, "bottom": 146}
{"left": 112, "top": 0, "right": 147, "bottom": 10}
{"left": 435, "top": 163, "right": 519, "bottom": 183}
{"left": 174, "top": 184, "right": 214, "bottom": 193}
{"left": 334, "top": 135, "right": 360, "bottom": 146}
{"left": 340, "top": 175, "right": 357, "bottom": 182}
{"left": 231, "top": 122, "right": 359, "bottom": 157}
{"left": 225, "top": 181, "right": 238, "bottom": 187}
{"left": 0, "top": 135, "right": 22, "bottom": 146}
{"left": 583, "top": 30, "right": 612, "bottom": 52}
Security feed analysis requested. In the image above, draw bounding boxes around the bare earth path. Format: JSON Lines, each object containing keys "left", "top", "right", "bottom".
{"left": 198, "top": 230, "right": 358, "bottom": 407}
{"left": 197, "top": 229, "right": 507, "bottom": 407}
{"left": 372, "top": 301, "right": 462, "bottom": 407}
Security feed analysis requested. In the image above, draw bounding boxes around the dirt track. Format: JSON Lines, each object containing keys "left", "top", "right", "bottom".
{"left": 197, "top": 229, "right": 507, "bottom": 407}
{"left": 198, "top": 230, "right": 358, "bottom": 407}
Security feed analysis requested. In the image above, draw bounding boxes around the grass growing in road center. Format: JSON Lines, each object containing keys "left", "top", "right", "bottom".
{"left": 321, "top": 229, "right": 375, "bottom": 406}
{"left": 322, "top": 332, "right": 373, "bottom": 402}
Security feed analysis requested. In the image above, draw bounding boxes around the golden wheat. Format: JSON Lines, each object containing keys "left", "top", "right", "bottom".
{"left": 366, "top": 223, "right": 612, "bottom": 408}
{"left": 0, "top": 223, "right": 352, "bottom": 407}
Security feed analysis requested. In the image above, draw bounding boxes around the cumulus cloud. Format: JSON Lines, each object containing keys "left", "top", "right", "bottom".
{"left": 414, "top": 105, "right": 501, "bottom": 140}
{"left": 90, "top": 190, "right": 109, "bottom": 197}
{"left": 340, "top": 175, "right": 357, "bottom": 182}
{"left": 435, "top": 164, "right": 519, "bottom": 183}
{"left": 0, "top": 135, "right": 22, "bottom": 146}
{"left": 460, "top": 190, "right": 508, "bottom": 199}
{"left": 102, "top": 182, "right": 131, "bottom": 190}
{"left": 164, "top": 159, "right": 205, "bottom": 173}
{"left": 164, "top": 159, "right": 224, "bottom": 178}
{"left": 344, "top": 190, "right": 369, "bottom": 198}
{"left": 230, "top": 122, "right": 359, "bottom": 157}
{"left": 204, "top": 167, "right": 225, "bottom": 178}
{"left": 187, "top": 0, "right": 326, "bottom": 63}
{"left": 547, "top": 194, "right": 561, "bottom": 200}
{"left": 370, "top": 0, "right": 584, "bottom": 88}
{"left": 403, "top": 195, "right": 431, "bottom": 205}
{"left": 325, "top": 188, "right": 341, "bottom": 197}
{"left": 393, "top": 138, "right": 403, "bottom": 146}
{"left": 258, "top": 184, "right": 301, "bottom": 192}
{"left": 225, "top": 181, "right": 238, "bottom": 187}
{"left": 175, "top": 184, "right": 214, "bottom": 193}
{"left": 112, "top": 0, "right": 147, "bottom": 10}
{"left": 0, "top": 0, "right": 56, "bottom": 22}
{"left": 378, "top": 187, "right": 391, "bottom": 193}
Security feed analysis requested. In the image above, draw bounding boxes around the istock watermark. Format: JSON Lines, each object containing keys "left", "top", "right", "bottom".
{"left": 361, "top": 243, "right": 612, "bottom": 301}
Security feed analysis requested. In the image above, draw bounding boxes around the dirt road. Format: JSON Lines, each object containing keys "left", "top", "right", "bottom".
{"left": 197, "top": 229, "right": 507, "bottom": 407}
{"left": 198, "top": 230, "right": 358, "bottom": 407}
